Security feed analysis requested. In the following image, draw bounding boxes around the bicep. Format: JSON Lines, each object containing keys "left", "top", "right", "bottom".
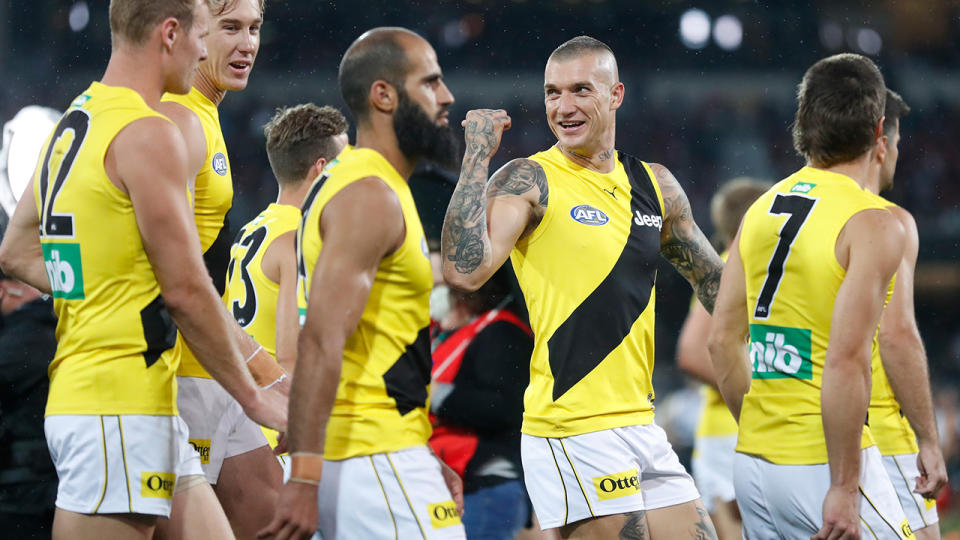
{"left": 485, "top": 159, "right": 548, "bottom": 259}
{"left": 879, "top": 209, "right": 920, "bottom": 338}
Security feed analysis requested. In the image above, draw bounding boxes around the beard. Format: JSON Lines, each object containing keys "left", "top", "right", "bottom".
{"left": 393, "top": 90, "right": 460, "bottom": 170}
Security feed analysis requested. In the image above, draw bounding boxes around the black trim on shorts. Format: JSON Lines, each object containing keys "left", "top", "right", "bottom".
{"left": 891, "top": 455, "right": 928, "bottom": 527}
{"left": 385, "top": 454, "right": 427, "bottom": 540}
{"left": 859, "top": 485, "right": 904, "bottom": 539}
{"left": 368, "top": 456, "right": 398, "bottom": 540}
{"left": 558, "top": 439, "right": 595, "bottom": 517}
{"left": 93, "top": 416, "right": 109, "bottom": 513}
{"left": 546, "top": 439, "right": 569, "bottom": 526}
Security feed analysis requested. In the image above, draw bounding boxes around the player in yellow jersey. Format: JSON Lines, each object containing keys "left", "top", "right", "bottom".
{"left": 260, "top": 27, "right": 465, "bottom": 540}
{"left": 709, "top": 54, "right": 913, "bottom": 539}
{"left": 865, "top": 89, "right": 947, "bottom": 539}
{"left": 154, "top": 1, "right": 289, "bottom": 537}
{"left": 677, "top": 177, "right": 770, "bottom": 540}
{"left": 225, "top": 104, "right": 348, "bottom": 470}
{"left": 441, "top": 36, "right": 721, "bottom": 539}
{"left": 0, "top": 1, "right": 285, "bottom": 539}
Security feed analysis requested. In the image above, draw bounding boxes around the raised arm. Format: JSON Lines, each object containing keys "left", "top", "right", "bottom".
{"left": 877, "top": 206, "right": 947, "bottom": 499}
{"left": 707, "top": 231, "right": 751, "bottom": 420}
{"left": 441, "top": 109, "right": 547, "bottom": 291}
{"left": 651, "top": 163, "right": 724, "bottom": 314}
{"left": 0, "top": 177, "right": 49, "bottom": 293}
{"left": 113, "top": 117, "right": 285, "bottom": 432}
{"left": 817, "top": 208, "right": 904, "bottom": 540}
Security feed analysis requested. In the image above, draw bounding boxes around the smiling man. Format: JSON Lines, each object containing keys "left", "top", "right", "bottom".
{"left": 155, "top": 0, "right": 287, "bottom": 538}
{"left": 441, "top": 35, "right": 721, "bottom": 539}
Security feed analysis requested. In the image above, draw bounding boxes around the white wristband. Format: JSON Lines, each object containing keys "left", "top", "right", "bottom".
{"left": 263, "top": 372, "right": 287, "bottom": 390}
{"left": 244, "top": 344, "right": 264, "bottom": 364}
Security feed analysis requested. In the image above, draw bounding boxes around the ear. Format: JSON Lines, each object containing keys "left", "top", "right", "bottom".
{"left": 159, "top": 17, "right": 180, "bottom": 53}
{"left": 369, "top": 80, "right": 398, "bottom": 115}
{"left": 610, "top": 81, "right": 625, "bottom": 111}
{"left": 312, "top": 156, "right": 328, "bottom": 176}
{"left": 873, "top": 117, "right": 886, "bottom": 163}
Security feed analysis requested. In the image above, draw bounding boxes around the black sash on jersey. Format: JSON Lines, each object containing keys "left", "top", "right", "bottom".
{"left": 383, "top": 326, "right": 431, "bottom": 415}
{"left": 546, "top": 153, "right": 662, "bottom": 400}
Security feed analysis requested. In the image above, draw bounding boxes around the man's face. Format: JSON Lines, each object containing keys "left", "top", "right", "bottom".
{"left": 880, "top": 120, "right": 901, "bottom": 192}
{"left": 199, "top": 0, "right": 262, "bottom": 92}
{"left": 393, "top": 38, "right": 458, "bottom": 168}
{"left": 543, "top": 52, "right": 621, "bottom": 154}
{"left": 167, "top": 0, "right": 210, "bottom": 94}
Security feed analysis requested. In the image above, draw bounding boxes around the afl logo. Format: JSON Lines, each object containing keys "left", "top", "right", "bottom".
{"left": 570, "top": 204, "right": 609, "bottom": 226}
{"left": 212, "top": 152, "right": 228, "bottom": 176}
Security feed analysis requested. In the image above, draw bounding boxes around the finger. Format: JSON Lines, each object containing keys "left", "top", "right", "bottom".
{"left": 257, "top": 517, "right": 283, "bottom": 539}
{"left": 273, "top": 521, "right": 300, "bottom": 540}
{"left": 502, "top": 116, "right": 513, "bottom": 130}
{"left": 812, "top": 526, "right": 828, "bottom": 540}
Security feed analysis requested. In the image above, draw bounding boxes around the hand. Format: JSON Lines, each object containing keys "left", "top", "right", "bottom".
{"left": 257, "top": 481, "right": 319, "bottom": 540}
{"left": 436, "top": 456, "right": 464, "bottom": 516}
{"left": 461, "top": 109, "right": 512, "bottom": 161}
{"left": 915, "top": 441, "right": 948, "bottom": 499}
{"left": 243, "top": 385, "right": 288, "bottom": 433}
{"left": 274, "top": 432, "right": 288, "bottom": 455}
{"left": 812, "top": 486, "right": 860, "bottom": 540}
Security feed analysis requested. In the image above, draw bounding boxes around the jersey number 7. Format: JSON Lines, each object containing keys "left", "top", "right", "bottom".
{"left": 753, "top": 193, "right": 817, "bottom": 319}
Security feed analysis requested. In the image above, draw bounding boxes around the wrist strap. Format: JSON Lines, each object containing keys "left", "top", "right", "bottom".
{"left": 290, "top": 453, "right": 324, "bottom": 482}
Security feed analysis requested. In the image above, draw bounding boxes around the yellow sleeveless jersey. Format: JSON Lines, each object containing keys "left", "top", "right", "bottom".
{"left": 297, "top": 147, "right": 433, "bottom": 460}
{"left": 861, "top": 195, "right": 919, "bottom": 456}
{"left": 36, "top": 82, "right": 181, "bottom": 415}
{"left": 161, "top": 87, "right": 234, "bottom": 379}
{"left": 226, "top": 203, "right": 300, "bottom": 449}
{"left": 693, "top": 252, "right": 739, "bottom": 438}
{"left": 736, "top": 166, "right": 889, "bottom": 464}
{"left": 511, "top": 146, "right": 665, "bottom": 438}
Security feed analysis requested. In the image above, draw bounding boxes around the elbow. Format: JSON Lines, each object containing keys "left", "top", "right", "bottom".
{"left": 442, "top": 267, "right": 485, "bottom": 293}
{"left": 160, "top": 280, "right": 208, "bottom": 320}
{"left": 0, "top": 244, "right": 28, "bottom": 284}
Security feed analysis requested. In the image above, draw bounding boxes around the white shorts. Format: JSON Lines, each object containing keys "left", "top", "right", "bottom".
{"left": 882, "top": 453, "right": 939, "bottom": 531}
{"left": 691, "top": 434, "right": 737, "bottom": 513}
{"left": 735, "top": 446, "right": 913, "bottom": 539}
{"left": 177, "top": 376, "right": 269, "bottom": 484}
{"left": 45, "top": 414, "right": 203, "bottom": 517}
{"left": 521, "top": 423, "right": 700, "bottom": 530}
{"left": 313, "top": 445, "right": 465, "bottom": 540}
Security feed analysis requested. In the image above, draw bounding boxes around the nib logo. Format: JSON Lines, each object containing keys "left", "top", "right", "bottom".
{"left": 42, "top": 243, "right": 84, "bottom": 299}
{"left": 749, "top": 324, "right": 812, "bottom": 379}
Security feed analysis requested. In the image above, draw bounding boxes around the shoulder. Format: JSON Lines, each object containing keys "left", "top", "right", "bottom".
{"left": 156, "top": 101, "right": 203, "bottom": 135}
{"left": 326, "top": 176, "right": 402, "bottom": 221}
{"left": 113, "top": 115, "right": 184, "bottom": 154}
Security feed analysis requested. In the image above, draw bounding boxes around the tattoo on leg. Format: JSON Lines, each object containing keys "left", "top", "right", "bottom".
{"left": 619, "top": 510, "right": 649, "bottom": 540}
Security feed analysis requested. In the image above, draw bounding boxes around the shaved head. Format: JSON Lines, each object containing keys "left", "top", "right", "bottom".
{"left": 338, "top": 27, "right": 425, "bottom": 121}
{"left": 548, "top": 35, "right": 619, "bottom": 84}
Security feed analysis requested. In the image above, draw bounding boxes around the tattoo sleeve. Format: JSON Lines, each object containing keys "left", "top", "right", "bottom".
{"left": 441, "top": 119, "right": 547, "bottom": 281}
{"left": 654, "top": 163, "right": 724, "bottom": 314}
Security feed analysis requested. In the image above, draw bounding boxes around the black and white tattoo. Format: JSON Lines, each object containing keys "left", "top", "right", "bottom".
{"left": 441, "top": 111, "right": 547, "bottom": 276}
{"left": 691, "top": 502, "right": 718, "bottom": 540}
{"left": 619, "top": 510, "right": 649, "bottom": 540}
{"left": 653, "top": 163, "right": 724, "bottom": 314}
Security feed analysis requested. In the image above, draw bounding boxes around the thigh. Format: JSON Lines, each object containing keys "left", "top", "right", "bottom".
{"left": 733, "top": 452, "right": 793, "bottom": 540}
{"left": 45, "top": 415, "right": 182, "bottom": 517}
{"left": 691, "top": 434, "right": 737, "bottom": 514}
{"left": 882, "top": 453, "right": 939, "bottom": 533}
{"left": 860, "top": 447, "right": 915, "bottom": 539}
{"left": 618, "top": 424, "right": 700, "bottom": 511}
{"left": 645, "top": 499, "right": 716, "bottom": 540}
{"left": 462, "top": 480, "right": 530, "bottom": 540}
{"left": 317, "top": 447, "right": 466, "bottom": 540}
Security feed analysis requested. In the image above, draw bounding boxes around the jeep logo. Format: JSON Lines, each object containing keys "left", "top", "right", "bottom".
{"left": 749, "top": 324, "right": 812, "bottom": 380}
{"left": 592, "top": 469, "right": 642, "bottom": 501}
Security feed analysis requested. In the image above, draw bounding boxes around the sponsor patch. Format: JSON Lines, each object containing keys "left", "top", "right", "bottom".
{"left": 427, "top": 500, "right": 461, "bottom": 529}
{"left": 42, "top": 243, "right": 84, "bottom": 299}
{"left": 212, "top": 152, "right": 228, "bottom": 176}
{"left": 592, "top": 469, "right": 642, "bottom": 501}
{"left": 790, "top": 182, "right": 816, "bottom": 193}
{"left": 749, "top": 324, "right": 812, "bottom": 380}
{"left": 900, "top": 518, "right": 914, "bottom": 538}
{"left": 570, "top": 204, "right": 609, "bottom": 226}
{"left": 633, "top": 210, "right": 662, "bottom": 230}
{"left": 141, "top": 472, "right": 176, "bottom": 499}
{"left": 189, "top": 439, "right": 211, "bottom": 465}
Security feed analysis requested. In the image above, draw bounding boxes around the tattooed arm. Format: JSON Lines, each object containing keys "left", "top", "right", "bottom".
{"left": 652, "top": 163, "right": 724, "bottom": 314}
{"left": 441, "top": 109, "right": 548, "bottom": 291}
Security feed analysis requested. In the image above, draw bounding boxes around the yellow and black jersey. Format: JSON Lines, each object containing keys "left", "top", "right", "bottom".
{"left": 736, "top": 166, "right": 889, "bottom": 464}
{"left": 862, "top": 194, "right": 919, "bottom": 456}
{"left": 36, "top": 82, "right": 181, "bottom": 415}
{"left": 510, "top": 146, "right": 665, "bottom": 438}
{"left": 297, "top": 147, "right": 433, "bottom": 460}
{"left": 161, "top": 87, "right": 233, "bottom": 379}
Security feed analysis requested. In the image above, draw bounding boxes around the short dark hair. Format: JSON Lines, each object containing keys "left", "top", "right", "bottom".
{"left": 264, "top": 104, "right": 348, "bottom": 185}
{"left": 792, "top": 53, "right": 886, "bottom": 167}
{"left": 883, "top": 89, "right": 910, "bottom": 136}
{"left": 338, "top": 28, "right": 414, "bottom": 122}
{"left": 549, "top": 35, "right": 615, "bottom": 62}
{"left": 109, "top": 0, "right": 200, "bottom": 47}
{"left": 211, "top": 0, "right": 265, "bottom": 17}
{"left": 710, "top": 177, "right": 772, "bottom": 246}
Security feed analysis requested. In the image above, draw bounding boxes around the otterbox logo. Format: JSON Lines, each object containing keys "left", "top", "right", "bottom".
{"left": 189, "top": 439, "right": 211, "bottom": 465}
{"left": 42, "top": 243, "right": 84, "bottom": 299}
{"left": 592, "top": 469, "right": 641, "bottom": 501}
{"left": 901, "top": 518, "right": 914, "bottom": 538}
{"left": 427, "top": 500, "right": 461, "bottom": 529}
{"left": 749, "top": 324, "right": 812, "bottom": 380}
{"left": 141, "top": 472, "right": 176, "bottom": 499}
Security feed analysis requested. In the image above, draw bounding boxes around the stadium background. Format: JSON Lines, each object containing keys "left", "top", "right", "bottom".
{"left": 3, "top": 0, "right": 960, "bottom": 529}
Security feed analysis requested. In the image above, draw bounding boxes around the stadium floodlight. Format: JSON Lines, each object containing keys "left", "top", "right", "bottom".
{"left": 713, "top": 14, "right": 743, "bottom": 51}
{"left": 819, "top": 21, "right": 843, "bottom": 51}
{"left": 856, "top": 28, "right": 883, "bottom": 55}
{"left": 680, "top": 8, "right": 711, "bottom": 50}
{"left": 69, "top": 1, "right": 90, "bottom": 33}
{"left": 0, "top": 106, "right": 61, "bottom": 219}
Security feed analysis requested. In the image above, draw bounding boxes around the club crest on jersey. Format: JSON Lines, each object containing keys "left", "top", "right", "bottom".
{"left": 570, "top": 204, "right": 609, "bottom": 226}
{"left": 212, "top": 152, "right": 228, "bottom": 176}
